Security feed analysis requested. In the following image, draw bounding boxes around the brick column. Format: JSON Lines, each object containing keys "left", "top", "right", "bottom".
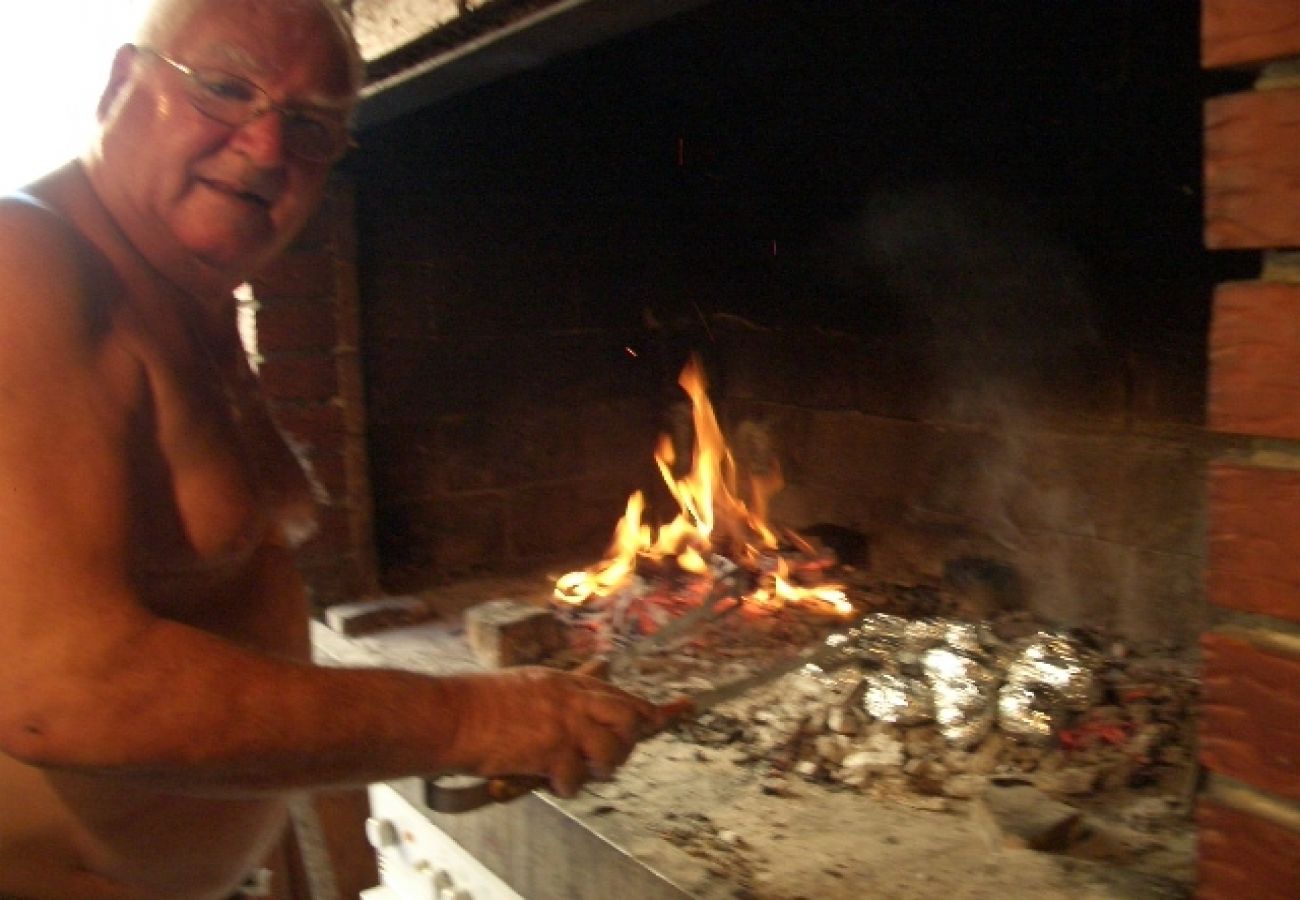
{"left": 1199, "top": 2, "right": 1300, "bottom": 896}
{"left": 249, "top": 173, "right": 379, "bottom": 610}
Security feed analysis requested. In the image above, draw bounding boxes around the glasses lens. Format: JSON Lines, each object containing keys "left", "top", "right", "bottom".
{"left": 282, "top": 115, "right": 346, "bottom": 163}
{"left": 187, "top": 69, "right": 261, "bottom": 125}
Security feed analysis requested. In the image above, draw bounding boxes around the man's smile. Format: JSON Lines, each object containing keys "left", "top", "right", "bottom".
{"left": 198, "top": 177, "right": 274, "bottom": 209}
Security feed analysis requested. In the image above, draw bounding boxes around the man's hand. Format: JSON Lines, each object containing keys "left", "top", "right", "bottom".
{"left": 445, "top": 665, "right": 681, "bottom": 797}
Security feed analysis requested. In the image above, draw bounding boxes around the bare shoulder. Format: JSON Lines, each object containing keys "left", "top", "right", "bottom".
{"left": 0, "top": 193, "right": 121, "bottom": 354}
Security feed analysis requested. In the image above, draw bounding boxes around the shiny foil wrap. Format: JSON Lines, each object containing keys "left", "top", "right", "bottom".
{"left": 997, "top": 633, "right": 1099, "bottom": 743}
{"left": 848, "top": 614, "right": 910, "bottom": 666}
{"left": 844, "top": 616, "right": 1099, "bottom": 747}
{"left": 901, "top": 617, "right": 950, "bottom": 648}
{"left": 853, "top": 619, "right": 1000, "bottom": 746}
{"left": 798, "top": 632, "right": 873, "bottom": 693}
{"left": 902, "top": 617, "right": 1000, "bottom": 658}
{"left": 922, "top": 646, "right": 998, "bottom": 748}
{"left": 862, "top": 670, "right": 935, "bottom": 725}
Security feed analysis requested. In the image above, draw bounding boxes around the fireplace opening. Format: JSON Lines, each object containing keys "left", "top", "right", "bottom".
{"left": 351, "top": 0, "right": 1252, "bottom": 643}
{"left": 333, "top": 2, "right": 1276, "bottom": 894}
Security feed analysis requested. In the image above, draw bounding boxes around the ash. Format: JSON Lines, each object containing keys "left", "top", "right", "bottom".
{"left": 553, "top": 580, "right": 1200, "bottom": 899}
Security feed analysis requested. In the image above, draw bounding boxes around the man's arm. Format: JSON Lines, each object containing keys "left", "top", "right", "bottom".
{"left": 0, "top": 206, "right": 667, "bottom": 798}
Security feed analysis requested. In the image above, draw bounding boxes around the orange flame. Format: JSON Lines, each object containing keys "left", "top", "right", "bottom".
{"left": 555, "top": 356, "right": 851, "bottom": 617}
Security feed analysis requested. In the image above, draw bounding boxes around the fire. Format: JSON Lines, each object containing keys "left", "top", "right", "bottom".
{"left": 554, "top": 356, "right": 852, "bottom": 618}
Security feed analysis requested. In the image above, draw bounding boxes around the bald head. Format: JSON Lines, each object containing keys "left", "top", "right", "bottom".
{"left": 133, "top": 0, "right": 364, "bottom": 94}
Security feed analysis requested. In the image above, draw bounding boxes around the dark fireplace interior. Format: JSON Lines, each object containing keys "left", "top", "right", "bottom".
{"left": 348, "top": 0, "right": 1255, "bottom": 645}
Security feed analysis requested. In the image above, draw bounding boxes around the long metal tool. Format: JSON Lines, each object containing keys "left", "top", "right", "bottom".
{"left": 426, "top": 619, "right": 859, "bottom": 813}
{"left": 601, "top": 568, "right": 744, "bottom": 670}
{"left": 426, "top": 573, "right": 745, "bottom": 814}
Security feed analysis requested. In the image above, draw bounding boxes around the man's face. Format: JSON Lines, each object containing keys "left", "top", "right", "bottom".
{"left": 100, "top": 0, "right": 356, "bottom": 281}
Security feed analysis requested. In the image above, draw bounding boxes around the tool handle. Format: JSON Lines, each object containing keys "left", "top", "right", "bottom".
{"left": 463, "top": 654, "right": 614, "bottom": 806}
{"left": 457, "top": 629, "right": 701, "bottom": 808}
{"left": 484, "top": 773, "right": 549, "bottom": 803}
{"left": 479, "top": 695, "right": 694, "bottom": 806}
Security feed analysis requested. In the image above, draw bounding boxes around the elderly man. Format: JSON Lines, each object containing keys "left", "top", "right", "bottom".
{"left": 0, "top": 1, "right": 672, "bottom": 897}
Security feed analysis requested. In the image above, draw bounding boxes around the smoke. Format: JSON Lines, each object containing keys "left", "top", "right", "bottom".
{"left": 855, "top": 182, "right": 1105, "bottom": 618}
{"left": 859, "top": 180, "right": 1099, "bottom": 388}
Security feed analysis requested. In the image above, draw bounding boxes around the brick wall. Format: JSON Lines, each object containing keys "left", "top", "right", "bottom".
{"left": 714, "top": 314, "right": 1217, "bottom": 646}
{"left": 353, "top": 188, "right": 667, "bottom": 590}
{"left": 1199, "top": 1, "right": 1300, "bottom": 896}
{"left": 250, "top": 174, "right": 379, "bottom": 610}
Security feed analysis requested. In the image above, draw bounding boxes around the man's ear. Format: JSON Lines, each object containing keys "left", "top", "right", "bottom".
{"left": 96, "top": 44, "right": 139, "bottom": 122}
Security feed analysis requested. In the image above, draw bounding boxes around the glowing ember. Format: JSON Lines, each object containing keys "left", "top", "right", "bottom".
{"left": 555, "top": 356, "right": 852, "bottom": 619}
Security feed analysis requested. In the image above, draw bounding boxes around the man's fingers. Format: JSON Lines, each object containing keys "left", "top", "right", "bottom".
{"left": 579, "top": 727, "right": 628, "bottom": 780}
{"left": 581, "top": 682, "right": 689, "bottom": 742}
{"left": 651, "top": 697, "right": 694, "bottom": 732}
{"left": 494, "top": 667, "right": 683, "bottom": 796}
{"left": 573, "top": 655, "right": 610, "bottom": 679}
{"left": 549, "top": 753, "right": 585, "bottom": 798}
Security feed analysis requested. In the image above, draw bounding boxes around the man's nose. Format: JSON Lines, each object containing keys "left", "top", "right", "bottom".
{"left": 228, "top": 106, "right": 287, "bottom": 165}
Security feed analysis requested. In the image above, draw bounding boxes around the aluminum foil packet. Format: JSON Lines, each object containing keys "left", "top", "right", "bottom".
{"left": 797, "top": 631, "right": 873, "bottom": 694}
{"left": 997, "top": 632, "right": 1100, "bottom": 743}
{"left": 849, "top": 618, "right": 1101, "bottom": 748}
{"left": 922, "top": 646, "right": 998, "bottom": 748}
{"left": 855, "top": 624, "right": 999, "bottom": 746}
{"left": 861, "top": 670, "right": 935, "bottom": 726}
{"left": 848, "top": 613, "right": 910, "bottom": 665}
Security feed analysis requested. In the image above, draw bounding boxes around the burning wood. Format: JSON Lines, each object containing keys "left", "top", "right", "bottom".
{"left": 553, "top": 356, "right": 853, "bottom": 643}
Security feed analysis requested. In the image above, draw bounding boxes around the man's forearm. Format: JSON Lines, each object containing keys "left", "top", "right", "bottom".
{"left": 1, "top": 616, "right": 476, "bottom": 794}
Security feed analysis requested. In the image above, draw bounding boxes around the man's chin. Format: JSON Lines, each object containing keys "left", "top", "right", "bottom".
{"left": 183, "top": 245, "right": 275, "bottom": 289}
{"left": 183, "top": 229, "right": 284, "bottom": 278}
{"left": 176, "top": 208, "right": 277, "bottom": 256}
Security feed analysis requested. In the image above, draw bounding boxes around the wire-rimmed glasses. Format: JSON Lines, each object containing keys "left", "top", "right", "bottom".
{"left": 137, "top": 45, "right": 354, "bottom": 163}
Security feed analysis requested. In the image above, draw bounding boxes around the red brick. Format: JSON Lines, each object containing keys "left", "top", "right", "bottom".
{"left": 1197, "top": 798, "right": 1300, "bottom": 899}
{"left": 373, "top": 496, "right": 508, "bottom": 580}
{"left": 307, "top": 447, "right": 349, "bottom": 498}
{"left": 332, "top": 265, "right": 362, "bottom": 350}
{"left": 297, "top": 510, "right": 354, "bottom": 565}
{"left": 319, "top": 175, "right": 356, "bottom": 260}
{"left": 1208, "top": 462, "right": 1300, "bottom": 624}
{"left": 251, "top": 250, "right": 339, "bottom": 301}
{"left": 286, "top": 212, "right": 331, "bottom": 252}
{"left": 335, "top": 349, "right": 365, "bottom": 407}
{"left": 1203, "top": 0, "right": 1300, "bottom": 69}
{"left": 510, "top": 479, "right": 633, "bottom": 562}
{"left": 254, "top": 300, "right": 337, "bottom": 353}
{"left": 270, "top": 402, "right": 347, "bottom": 453}
{"left": 258, "top": 353, "right": 339, "bottom": 403}
{"left": 288, "top": 179, "right": 348, "bottom": 251}
{"left": 1200, "top": 632, "right": 1300, "bottom": 802}
{"left": 1209, "top": 282, "right": 1300, "bottom": 440}
{"left": 1205, "top": 89, "right": 1300, "bottom": 249}
{"left": 299, "top": 558, "right": 368, "bottom": 609}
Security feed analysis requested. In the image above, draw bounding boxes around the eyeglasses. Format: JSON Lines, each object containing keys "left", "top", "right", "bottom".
{"left": 136, "top": 46, "right": 355, "bottom": 163}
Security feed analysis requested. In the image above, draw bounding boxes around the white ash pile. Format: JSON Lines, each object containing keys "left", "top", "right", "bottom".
{"left": 655, "top": 612, "right": 1198, "bottom": 814}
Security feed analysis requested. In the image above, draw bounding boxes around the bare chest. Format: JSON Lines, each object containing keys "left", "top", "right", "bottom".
{"left": 123, "top": 330, "right": 319, "bottom": 623}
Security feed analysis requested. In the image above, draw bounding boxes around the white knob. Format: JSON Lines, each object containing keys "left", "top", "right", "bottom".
{"left": 364, "top": 816, "right": 399, "bottom": 849}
